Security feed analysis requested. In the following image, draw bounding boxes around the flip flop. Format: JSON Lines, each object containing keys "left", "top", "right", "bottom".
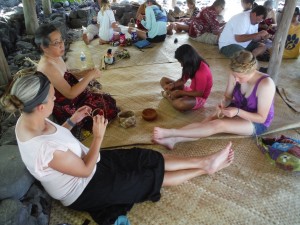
{"left": 114, "top": 215, "right": 131, "bottom": 225}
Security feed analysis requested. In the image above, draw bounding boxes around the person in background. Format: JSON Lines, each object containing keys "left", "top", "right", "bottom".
{"left": 160, "top": 44, "right": 213, "bottom": 111}
{"left": 1, "top": 73, "right": 234, "bottom": 225}
{"left": 82, "top": 0, "right": 102, "bottom": 45}
{"left": 241, "top": 0, "right": 258, "bottom": 12}
{"left": 129, "top": 0, "right": 167, "bottom": 43}
{"left": 188, "top": 0, "right": 226, "bottom": 45}
{"left": 258, "top": 0, "right": 277, "bottom": 36}
{"left": 35, "top": 24, "right": 119, "bottom": 138}
{"left": 97, "top": 0, "right": 121, "bottom": 44}
{"left": 136, "top": 1, "right": 147, "bottom": 30}
{"left": 166, "top": 0, "right": 200, "bottom": 35}
{"left": 219, "top": 6, "right": 269, "bottom": 58}
{"left": 153, "top": 51, "right": 275, "bottom": 150}
{"left": 185, "top": 0, "right": 200, "bottom": 19}
{"left": 283, "top": 7, "right": 300, "bottom": 59}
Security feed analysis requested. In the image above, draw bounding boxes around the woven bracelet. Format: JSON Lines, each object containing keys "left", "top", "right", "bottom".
{"left": 66, "top": 118, "right": 76, "bottom": 127}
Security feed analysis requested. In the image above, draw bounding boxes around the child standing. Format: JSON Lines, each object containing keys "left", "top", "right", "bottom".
{"left": 97, "top": 0, "right": 120, "bottom": 44}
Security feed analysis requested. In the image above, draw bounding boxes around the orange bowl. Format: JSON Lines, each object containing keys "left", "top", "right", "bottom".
{"left": 142, "top": 108, "right": 157, "bottom": 121}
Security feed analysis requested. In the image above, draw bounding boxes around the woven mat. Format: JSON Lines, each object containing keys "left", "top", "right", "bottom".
{"left": 65, "top": 32, "right": 226, "bottom": 72}
{"left": 81, "top": 61, "right": 300, "bottom": 148}
{"left": 49, "top": 129, "right": 300, "bottom": 225}
{"left": 276, "top": 58, "right": 300, "bottom": 112}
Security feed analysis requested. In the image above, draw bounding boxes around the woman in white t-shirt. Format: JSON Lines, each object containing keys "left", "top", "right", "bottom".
{"left": 97, "top": 0, "right": 120, "bottom": 44}
{"left": 2, "top": 73, "right": 234, "bottom": 224}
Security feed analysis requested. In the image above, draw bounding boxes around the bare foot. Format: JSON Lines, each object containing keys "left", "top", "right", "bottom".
{"left": 152, "top": 137, "right": 176, "bottom": 150}
{"left": 153, "top": 127, "right": 173, "bottom": 139}
{"left": 202, "top": 142, "right": 234, "bottom": 174}
{"left": 83, "top": 33, "right": 89, "bottom": 45}
{"left": 167, "top": 24, "right": 173, "bottom": 35}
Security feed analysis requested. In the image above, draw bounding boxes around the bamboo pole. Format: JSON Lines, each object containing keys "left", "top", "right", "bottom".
{"left": 0, "top": 43, "right": 11, "bottom": 89}
{"left": 267, "top": 0, "right": 297, "bottom": 84}
{"left": 22, "top": 0, "right": 39, "bottom": 35}
{"left": 42, "top": 0, "right": 52, "bottom": 16}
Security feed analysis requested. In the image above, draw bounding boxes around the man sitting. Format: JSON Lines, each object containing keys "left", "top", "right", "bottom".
{"left": 219, "top": 5, "right": 269, "bottom": 58}
{"left": 283, "top": 7, "right": 300, "bottom": 59}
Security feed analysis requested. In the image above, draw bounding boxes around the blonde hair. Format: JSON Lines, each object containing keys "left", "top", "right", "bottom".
{"left": 101, "top": 0, "right": 111, "bottom": 15}
{"left": 230, "top": 50, "right": 257, "bottom": 74}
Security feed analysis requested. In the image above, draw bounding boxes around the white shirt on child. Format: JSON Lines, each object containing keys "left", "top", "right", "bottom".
{"left": 97, "top": 9, "right": 116, "bottom": 41}
{"left": 16, "top": 118, "right": 100, "bottom": 206}
{"left": 219, "top": 11, "right": 258, "bottom": 49}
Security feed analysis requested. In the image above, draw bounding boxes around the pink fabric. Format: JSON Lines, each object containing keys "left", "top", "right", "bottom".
{"left": 188, "top": 6, "right": 220, "bottom": 38}
{"left": 188, "top": 61, "right": 213, "bottom": 99}
{"left": 183, "top": 61, "right": 213, "bottom": 109}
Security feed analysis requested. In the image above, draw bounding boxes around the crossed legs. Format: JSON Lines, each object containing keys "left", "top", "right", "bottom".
{"left": 162, "top": 142, "right": 234, "bottom": 186}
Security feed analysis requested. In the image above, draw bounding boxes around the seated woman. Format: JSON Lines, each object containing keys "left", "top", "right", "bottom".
{"left": 258, "top": 0, "right": 277, "bottom": 36}
{"left": 97, "top": 0, "right": 121, "bottom": 44}
{"left": 136, "top": 1, "right": 147, "bottom": 30}
{"left": 185, "top": 0, "right": 200, "bottom": 19}
{"left": 2, "top": 73, "right": 234, "bottom": 225}
{"left": 129, "top": 0, "right": 167, "bottom": 43}
{"left": 35, "top": 24, "right": 119, "bottom": 139}
{"left": 153, "top": 50, "right": 275, "bottom": 150}
{"left": 241, "top": 0, "right": 258, "bottom": 12}
{"left": 167, "top": 0, "right": 199, "bottom": 34}
{"left": 283, "top": 7, "right": 300, "bottom": 59}
{"left": 160, "top": 44, "right": 213, "bottom": 111}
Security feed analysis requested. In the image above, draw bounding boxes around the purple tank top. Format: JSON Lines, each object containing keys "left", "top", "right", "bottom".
{"left": 231, "top": 75, "right": 274, "bottom": 127}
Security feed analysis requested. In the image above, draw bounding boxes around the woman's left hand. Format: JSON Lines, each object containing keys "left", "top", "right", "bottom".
{"left": 221, "top": 107, "right": 239, "bottom": 118}
{"left": 71, "top": 106, "right": 92, "bottom": 123}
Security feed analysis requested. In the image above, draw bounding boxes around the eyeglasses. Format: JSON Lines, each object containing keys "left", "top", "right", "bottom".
{"left": 49, "top": 39, "right": 65, "bottom": 47}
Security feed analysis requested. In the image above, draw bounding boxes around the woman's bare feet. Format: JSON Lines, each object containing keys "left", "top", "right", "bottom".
{"left": 167, "top": 24, "right": 173, "bottom": 35}
{"left": 152, "top": 137, "right": 176, "bottom": 150}
{"left": 202, "top": 142, "right": 234, "bottom": 174}
{"left": 153, "top": 127, "right": 173, "bottom": 139}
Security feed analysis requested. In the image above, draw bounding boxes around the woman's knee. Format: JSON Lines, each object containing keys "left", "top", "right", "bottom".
{"left": 160, "top": 77, "right": 173, "bottom": 86}
{"left": 172, "top": 100, "right": 194, "bottom": 111}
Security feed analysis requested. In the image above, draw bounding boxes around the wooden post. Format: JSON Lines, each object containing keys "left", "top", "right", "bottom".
{"left": 172, "top": 0, "right": 176, "bottom": 8}
{"left": 42, "top": 0, "right": 52, "bottom": 16}
{"left": 22, "top": 0, "right": 39, "bottom": 35}
{"left": 0, "top": 43, "right": 11, "bottom": 90}
{"left": 267, "top": 0, "right": 297, "bottom": 84}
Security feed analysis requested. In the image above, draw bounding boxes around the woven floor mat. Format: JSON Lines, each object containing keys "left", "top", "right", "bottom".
{"left": 276, "top": 58, "right": 300, "bottom": 112}
{"left": 81, "top": 62, "right": 300, "bottom": 148}
{"left": 65, "top": 32, "right": 226, "bottom": 72}
{"left": 49, "top": 129, "right": 300, "bottom": 225}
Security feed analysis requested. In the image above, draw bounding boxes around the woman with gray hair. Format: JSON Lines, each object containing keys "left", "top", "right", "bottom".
{"left": 153, "top": 51, "right": 275, "bottom": 150}
{"left": 1, "top": 73, "right": 234, "bottom": 225}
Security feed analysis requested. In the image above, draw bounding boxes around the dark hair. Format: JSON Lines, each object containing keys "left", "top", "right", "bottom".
{"left": 212, "top": 0, "right": 225, "bottom": 8}
{"left": 146, "top": 0, "right": 162, "bottom": 10}
{"left": 175, "top": 44, "right": 208, "bottom": 80}
{"left": 251, "top": 5, "right": 267, "bottom": 19}
{"left": 295, "top": 7, "right": 300, "bottom": 15}
{"left": 34, "top": 24, "right": 58, "bottom": 53}
{"left": 242, "top": 0, "right": 257, "bottom": 9}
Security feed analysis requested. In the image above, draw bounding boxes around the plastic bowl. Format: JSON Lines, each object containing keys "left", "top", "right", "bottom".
{"left": 142, "top": 108, "right": 157, "bottom": 121}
